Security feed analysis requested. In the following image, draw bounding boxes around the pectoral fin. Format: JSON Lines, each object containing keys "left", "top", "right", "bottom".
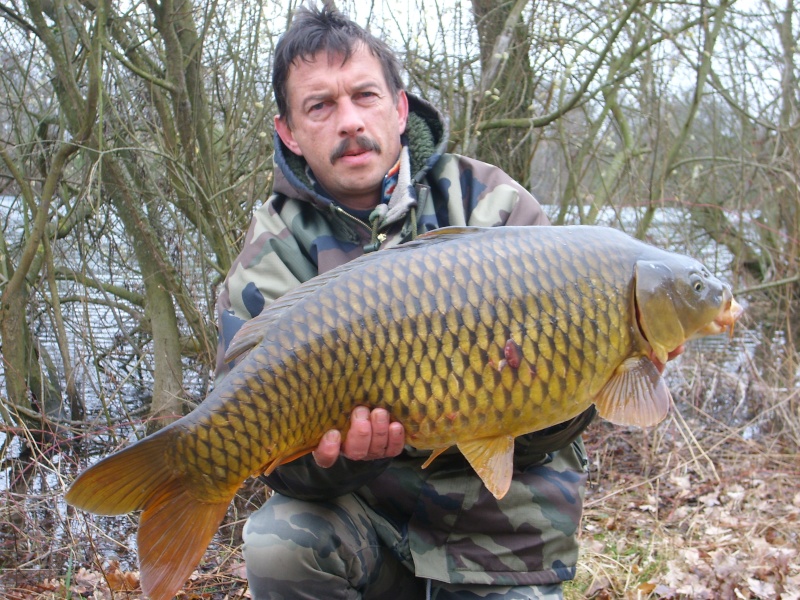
{"left": 457, "top": 436, "right": 515, "bottom": 500}
{"left": 595, "top": 356, "right": 672, "bottom": 427}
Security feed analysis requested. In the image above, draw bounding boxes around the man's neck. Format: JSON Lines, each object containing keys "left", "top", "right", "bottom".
{"left": 334, "top": 195, "right": 381, "bottom": 212}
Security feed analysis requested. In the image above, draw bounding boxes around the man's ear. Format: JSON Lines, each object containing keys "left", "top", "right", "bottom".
{"left": 396, "top": 90, "right": 409, "bottom": 135}
{"left": 274, "top": 114, "right": 303, "bottom": 156}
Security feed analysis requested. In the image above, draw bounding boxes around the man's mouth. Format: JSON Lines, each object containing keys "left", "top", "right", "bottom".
{"left": 331, "top": 135, "right": 382, "bottom": 164}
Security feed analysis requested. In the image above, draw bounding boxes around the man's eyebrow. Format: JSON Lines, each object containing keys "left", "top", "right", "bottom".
{"left": 351, "top": 80, "right": 383, "bottom": 93}
{"left": 301, "top": 92, "right": 331, "bottom": 106}
{"left": 300, "top": 80, "right": 384, "bottom": 105}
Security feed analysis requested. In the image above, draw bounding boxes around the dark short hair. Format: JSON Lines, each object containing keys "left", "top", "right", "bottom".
{"left": 272, "top": 6, "right": 404, "bottom": 122}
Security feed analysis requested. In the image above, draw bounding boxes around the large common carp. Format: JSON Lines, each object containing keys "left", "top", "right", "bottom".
{"left": 66, "top": 225, "right": 742, "bottom": 600}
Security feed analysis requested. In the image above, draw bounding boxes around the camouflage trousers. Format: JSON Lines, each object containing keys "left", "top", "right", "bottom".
{"left": 242, "top": 492, "right": 563, "bottom": 600}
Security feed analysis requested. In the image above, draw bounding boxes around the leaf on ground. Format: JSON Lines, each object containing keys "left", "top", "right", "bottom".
{"left": 101, "top": 559, "right": 139, "bottom": 591}
{"left": 747, "top": 577, "right": 776, "bottom": 599}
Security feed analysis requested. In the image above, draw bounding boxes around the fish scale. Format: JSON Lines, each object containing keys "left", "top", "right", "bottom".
{"left": 65, "top": 225, "right": 742, "bottom": 600}
{"left": 181, "top": 227, "right": 632, "bottom": 477}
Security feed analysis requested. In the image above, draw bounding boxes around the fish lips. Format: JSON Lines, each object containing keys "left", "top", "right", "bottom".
{"left": 695, "top": 297, "right": 744, "bottom": 338}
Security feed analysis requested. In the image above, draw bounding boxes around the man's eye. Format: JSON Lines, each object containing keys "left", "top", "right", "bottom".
{"left": 309, "top": 102, "right": 325, "bottom": 112}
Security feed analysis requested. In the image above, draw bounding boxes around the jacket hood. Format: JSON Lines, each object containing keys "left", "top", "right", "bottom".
{"left": 271, "top": 93, "right": 449, "bottom": 210}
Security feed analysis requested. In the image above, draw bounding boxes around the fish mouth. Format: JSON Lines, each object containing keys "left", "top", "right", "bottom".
{"left": 697, "top": 297, "right": 744, "bottom": 337}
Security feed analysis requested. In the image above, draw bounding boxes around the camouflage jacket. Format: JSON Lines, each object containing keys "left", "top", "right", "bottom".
{"left": 217, "top": 93, "right": 591, "bottom": 586}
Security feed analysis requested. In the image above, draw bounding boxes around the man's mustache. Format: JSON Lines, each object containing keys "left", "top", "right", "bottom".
{"left": 330, "top": 136, "right": 382, "bottom": 163}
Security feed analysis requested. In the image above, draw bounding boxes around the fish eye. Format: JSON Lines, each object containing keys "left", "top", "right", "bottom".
{"left": 694, "top": 281, "right": 704, "bottom": 292}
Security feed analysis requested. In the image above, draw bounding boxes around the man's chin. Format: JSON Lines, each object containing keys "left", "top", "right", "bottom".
{"left": 327, "top": 178, "right": 383, "bottom": 210}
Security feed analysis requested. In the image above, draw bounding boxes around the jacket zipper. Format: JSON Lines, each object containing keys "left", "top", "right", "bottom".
{"left": 329, "top": 205, "right": 387, "bottom": 250}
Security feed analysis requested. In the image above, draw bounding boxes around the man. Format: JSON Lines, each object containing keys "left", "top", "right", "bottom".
{"left": 216, "top": 6, "right": 595, "bottom": 599}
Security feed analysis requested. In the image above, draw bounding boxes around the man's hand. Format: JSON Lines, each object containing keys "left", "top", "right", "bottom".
{"left": 312, "top": 407, "right": 405, "bottom": 468}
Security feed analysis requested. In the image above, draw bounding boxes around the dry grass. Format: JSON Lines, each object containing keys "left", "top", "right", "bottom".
{"left": 565, "top": 350, "right": 800, "bottom": 600}
{"left": 565, "top": 417, "right": 799, "bottom": 599}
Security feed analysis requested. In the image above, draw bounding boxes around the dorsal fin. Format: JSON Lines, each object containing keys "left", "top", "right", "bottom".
{"left": 225, "top": 273, "right": 338, "bottom": 362}
{"left": 415, "top": 225, "right": 485, "bottom": 240}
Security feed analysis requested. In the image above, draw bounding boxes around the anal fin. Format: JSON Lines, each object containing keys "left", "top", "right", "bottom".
{"left": 595, "top": 356, "right": 672, "bottom": 427}
{"left": 457, "top": 436, "right": 515, "bottom": 500}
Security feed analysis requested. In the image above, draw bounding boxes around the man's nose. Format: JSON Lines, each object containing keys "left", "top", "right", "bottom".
{"left": 337, "top": 99, "right": 365, "bottom": 136}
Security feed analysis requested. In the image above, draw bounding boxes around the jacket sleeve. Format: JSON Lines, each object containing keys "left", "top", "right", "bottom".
{"left": 262, "top": 455, "right": 393, "bottom": 501}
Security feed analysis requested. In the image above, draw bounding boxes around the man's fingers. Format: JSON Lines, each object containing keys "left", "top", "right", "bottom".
{"left": 312, "top": 429, "right": 342, "bottom": 468}
{"left": 315, "top": 407, "right": 405, "bottom": 467}
{"left": 341, "top": 406, "right": 373, "bottom": 460}
{"left": 653, "top": 344, "right": 686, "bottom": 374}
{"left": 385, "top": 421, "right": 405, "bottom": 457}
{"left": 667, "top": 344, "right": 685, "bottom": 361}
{"left": 364, "top": 409, "right": 404, "bottom": 459}
{"left": 365, "top": 408, "right": 391, "bottom": 458}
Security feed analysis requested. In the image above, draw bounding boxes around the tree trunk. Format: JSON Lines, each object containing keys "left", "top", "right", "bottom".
{"left": 0, "top": 282, "right": 32, "bottom": 426}
{"left": 103, "top": 157, "right": 187, "bottom": 428}
{"left": 470, "top": 0, "right": 536, "bottom": 186}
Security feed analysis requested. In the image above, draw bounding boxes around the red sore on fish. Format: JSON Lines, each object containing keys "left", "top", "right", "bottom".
{"left": 503, "top": 339, "right": 523, "bottom": 369}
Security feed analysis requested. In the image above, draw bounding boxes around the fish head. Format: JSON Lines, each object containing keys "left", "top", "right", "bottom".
{"left": 634, "top": 255, "right": 743, "bottom": 364}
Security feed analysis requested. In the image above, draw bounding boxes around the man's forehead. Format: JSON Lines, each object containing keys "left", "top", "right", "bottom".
{"left": 288, "top": 43, "right": 378, "bottom": 76}
{"left": 286, "top": 47, "right": 386, "bottom": 100}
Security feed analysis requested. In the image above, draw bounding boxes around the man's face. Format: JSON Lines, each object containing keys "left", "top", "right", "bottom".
{"left": 275, "top": 45, "right": 409, "bottom": 211}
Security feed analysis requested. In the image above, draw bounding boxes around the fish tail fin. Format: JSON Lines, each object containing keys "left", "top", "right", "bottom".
{"left": 137, "top": 488, "right": 232, "bottom": 600}
{"left": 65, "top": 432, "right": 175, "bottom": 515}
{"left": 65, "top": 431, "right": 235, "bottom": 600}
